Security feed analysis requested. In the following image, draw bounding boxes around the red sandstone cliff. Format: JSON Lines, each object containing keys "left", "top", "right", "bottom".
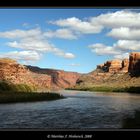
{"left": 0, "top": 58, "right": 51, "bottom": 90}
{"left": 128, "top": 52, "right": 140, "bottom": 75}
{"left": 0, "top": 59, "right": 80, "bottom": 90}
{"left": 0, "top": 52, "right": 140, "bottom": 91}
{"left": 76, "top": 52, "right": 140, "bottom": 88}
{"left": 26, "top": 66, "right": 80, "bottom": 89}
{"left": 97, "top": 59, "right": 129, "bottom": 74}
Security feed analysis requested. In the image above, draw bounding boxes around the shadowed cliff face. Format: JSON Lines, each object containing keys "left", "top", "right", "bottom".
{"left": 0, "top": 59, "right": 80, "bottom": 90}
{"left": 0, "top": 52, "right": 140, "bottom": 91}
{"left": 26, "top": 65, "right": 81, "bottom": 89}
{"left": 129, "top": 52, "right": 140, "bottom": 76}
{"left": 97, "top": 59, "right": 129, "bottom": 74}
{"left": 74, "top": 52, "right": 140, "bottom": 88}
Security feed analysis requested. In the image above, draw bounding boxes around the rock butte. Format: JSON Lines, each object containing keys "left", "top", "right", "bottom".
{"left": 129, "top": 52, "right": 140, "bottom": 75}
{"left": 97, "top": 59, "right": 129, "bottom": 74}
{"left": 0, "top": 52, "right": 140, "bottom": 91}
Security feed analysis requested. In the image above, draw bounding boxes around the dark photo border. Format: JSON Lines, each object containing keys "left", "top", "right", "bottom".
{"left": 0, "top": 0, "right": 140, "bottom": 139}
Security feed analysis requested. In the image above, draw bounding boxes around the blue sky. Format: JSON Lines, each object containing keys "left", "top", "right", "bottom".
{"left": 0, "top": 8, "right": 140, "bottom": 73}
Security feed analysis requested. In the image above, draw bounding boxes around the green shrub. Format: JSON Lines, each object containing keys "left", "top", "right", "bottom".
{"left": 0, "top": 91, "right": 64, "bottom": 103}
{"left": 0, "top": 81, "right": 36, "bottom": 92}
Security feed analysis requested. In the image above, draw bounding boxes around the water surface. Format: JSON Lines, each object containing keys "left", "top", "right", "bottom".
{"left": 0, "top": 90, "right": 140, "bottom": 128}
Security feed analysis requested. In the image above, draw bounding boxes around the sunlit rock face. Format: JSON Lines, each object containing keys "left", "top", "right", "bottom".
{"left": 0, "top": 59, "right": 34, "bottom": 85}
{"left": 128, "top": 52, "right": 140, "bottom": 75}
{"left": 0, "top": 58, "right": 51, "bottom": 90}
{"left": 121, "top": 59, "right": 129, "bottom": 73}
{"left": 97, "top": 59, "right": 128, "bottom": 74}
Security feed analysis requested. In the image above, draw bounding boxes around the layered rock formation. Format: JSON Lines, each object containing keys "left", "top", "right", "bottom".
{"left": 26, "top": 66, "right": 80, "bottom": 89}
{"left": 0, "top": 58, "right": 51, "bottom": 90}
{"left": 0, "top": 59, "right": 80, "bottom": 90}
{"left": 0, "top": 58, "right": 34, "bottom": 85}
{"left": 97, "top": 59, "right": 129, "bottom": 74}
{"left": 129, "top": 52, "right": 140, "bottom": 75}
{"left": 74, "top": 52, "right": 140, "bottom": 89}
{"left": 121, "top": 59, "right": 129, "bottom": 73}
{"left": 0, "top": 52, "right": 140, "bottom": 92}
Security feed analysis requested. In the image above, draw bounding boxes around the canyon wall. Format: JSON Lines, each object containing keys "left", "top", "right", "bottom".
{"left": 0, "top": 59, "right": 80, "bottom": 90}
{"left": 26, "top": 66, "right": 80, "bottom": 89}
{"left": 0, "top": 52, "right": 140, "bottom": 91}
{"left": 0, "top": 58, "right": 51, "bottom": 90}
{"left": 96, "top": 52, "right": 140, "bottom": 75}
{"left": 128, "top": 52, "right": 140, "bottom": 75}
{"left": 97, "top": 59, "right": 129, "bottom": 74}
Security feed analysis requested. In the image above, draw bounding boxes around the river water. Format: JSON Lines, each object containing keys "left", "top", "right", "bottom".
{"left": 0, "top": 90, "right": 140, "bottom": 129}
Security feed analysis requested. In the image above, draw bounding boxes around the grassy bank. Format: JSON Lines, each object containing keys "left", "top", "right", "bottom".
{"left": 0, "top": 91, "right": 64, "bottom": 103}
{"left": 0, "top": 81, "right": 37, "bottom": 92}
{"left": 0, "top": 81, "right": 64, "bottom": 103}
{"left": 66, "top": 86, "right": 140, "bottom": 93}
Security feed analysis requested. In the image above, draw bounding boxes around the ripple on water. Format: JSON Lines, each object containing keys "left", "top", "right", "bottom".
{"left": 0, "top": 90, "right": 140, "bottom": 128}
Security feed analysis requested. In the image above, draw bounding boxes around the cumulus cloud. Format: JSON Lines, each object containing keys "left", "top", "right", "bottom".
{"left": 0, "top": 28, "right": 42, "bottom": 39}
{"left": 115, "top": 40, "right": 140, "bottom": 51}
{"left": 0, "top": 28, "right": 75, "bottom": 61}
{"left": 51, "top": 48, "right": 75, "bottom": 58}
{"left": 89, "top": 39, "right": 140, "bottom": 59}
{"left": 7, "top": 38, "right": 55, "bottom": 52}
{"left": 0, "top": 51, "right": 41, "bottom": 62}
{"left": 44, "top": 28, "right": 77, "bottom": 40}
{"left": 114, "top": 52, "right": 129, "bottom": 59}
{"left": 68, "top": 63, "right": 81, "bottom": 66}
{"left": 91, "top": 10, "right": 140, "bottom": 28}
{"left": 49, "top": 17, "right": 103, "bottom": 34}
{"left": 87, "top": 10, "right": 140, "bottom": 59}
{"left": 107, "top": 27, "right": 140, "bottom": 40}
{"left": 49, "top": 10, "right": 140, "bottom": 36}
{"left": 89, "top": 43, "right": 121, "bottom": 55}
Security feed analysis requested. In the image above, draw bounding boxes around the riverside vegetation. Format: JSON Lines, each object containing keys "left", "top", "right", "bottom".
{"left": 0, "top": 82, "right": 64, "bottom": 103}
{"left": 66, "top": 86, "right": 140, "bottom": 93}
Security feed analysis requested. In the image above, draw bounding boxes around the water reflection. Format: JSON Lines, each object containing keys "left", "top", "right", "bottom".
{"left": 0, "top": 90, "right": 140, "bottom": 128}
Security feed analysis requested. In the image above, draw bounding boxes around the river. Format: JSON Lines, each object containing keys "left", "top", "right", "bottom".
{"left": 0, "top": 90, "right": 140, "bottom": 129}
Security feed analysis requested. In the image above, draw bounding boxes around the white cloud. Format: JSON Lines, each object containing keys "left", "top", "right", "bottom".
{"left": 68, "top": 63, "right": 80, "bottom": 66}
{"left": 107, "top": 27, "right": 140, "bottom": 40}
{"left": 89, "top": 39, "right": 140, "bottom": 59}
{"left": 0, "top": 28, "right": 42, "bottom": 39}
{"left": 7, "top": 38, "right": 54, "bottom": 52}
{"left": 63, "top": 53, "right": 75, "bottom": 58}
{"left": 115, "top": 40, "right": 140, "bottom": 51}
{"left": 88, "top": 10, "right": 140, "bottom": 60}
{"left": 91, "top": 10, "right": 140, "bottom": 28}
{"left": 0, "top": 28, "right": 75, "bottom": 60}
{"left": 114, "top": 52, "right": 129, "bottom": 59}
{"left": 44, "top": 28, "right": 77, "bottom": 40}
{"left": 0, "top": 51, "right": 41, "bottom": 62}
{"left": 49, "top": 10, "right": 140, "bottom": 36}
{"left": 89, "top": 43, "right": 121, "bottom": 55}
{"left": 50, "top": 17, "right": 103, "bottom": 34}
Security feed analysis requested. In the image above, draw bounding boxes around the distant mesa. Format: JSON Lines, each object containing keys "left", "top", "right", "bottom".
{"left": 0, "top": 52, "right": 140, "bottom": 91}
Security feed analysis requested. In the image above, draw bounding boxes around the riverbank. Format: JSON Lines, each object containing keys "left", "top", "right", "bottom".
{"left": 122, "top": 110, "right": 140, "bottom": 128}
{"left": 66, "top": 86, "right": 140, "bottom": 93}
{"left": 0, "top": 91, "right": 64, "bottom": 103}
